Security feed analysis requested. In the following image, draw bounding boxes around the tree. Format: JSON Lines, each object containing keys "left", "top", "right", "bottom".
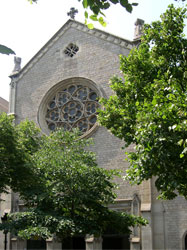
{"left": 1, "top": 0, "right": 185, "bottom": 55}
{"left": 98, "top": 5, "right": 187, "bottom": 200}
{"left": 1, "top": 0, "right": 136, "bottom": 55}
{"left": 0, "top": 45, "right": 15, "bottom": 55}
{"left": 80, "top": 0, "right": 138, "bottom": 29}
{"left": 0, "top": 113, "right": 41, "bottom": 195}
{"left": 0, "top": 129, "right": 146, "bottom": 239}
{"left": 0, "top": 0, "right": 137, "bottom": 55}
{"left": 29, "top": 0, "right": 185, "bottom": 28}
{"left": 0, "top": 0, "right": 138, "bottom": 55}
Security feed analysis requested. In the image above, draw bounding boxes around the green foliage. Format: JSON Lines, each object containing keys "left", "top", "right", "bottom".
{"left": 87, "top": 23, "right": 94, "bottom": 29}
{"left": 99, "top": 5, "right": 187, "bottom": 200}
{"left": 0, "top": 45, "right": 15, "bottom": 55}
{"left": 28, "top": 0, "right": 138, "bottom": 29}
{"left": 2, "top": 0, "right": 185, "bottom": 56}
{"left": 0, "top": 113, "right": 41, "bottom": 194}
{"left": 27, "top": 0, "right": 38, "bottom": 3}
{"left": 0, "top": 128, "right": 147, "bottom": 239}
{"left": 81, "top": 0, "right": 137, "bottom": 28}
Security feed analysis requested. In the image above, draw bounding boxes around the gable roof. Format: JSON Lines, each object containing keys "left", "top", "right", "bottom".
{"left": 10, "top": 19, "right": 139, "bottom": 80}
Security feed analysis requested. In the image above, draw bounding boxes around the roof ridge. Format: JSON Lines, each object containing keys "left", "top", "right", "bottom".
{"left": 10, "top": 19, "right": 138, "bottom": 81}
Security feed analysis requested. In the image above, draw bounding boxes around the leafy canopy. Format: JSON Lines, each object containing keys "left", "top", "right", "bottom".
{"left": 1, "top": 0, "right": 185, "bottom": 55}
{"left": 29, "top": 0, "right": 138, "bottom": 29}
{"left": 0, "top": 126, "right": 147, "bottom": 239}
{"left": 0, "top": 113, "right": 41, "bottom": 195}
{"left": 2, "top": 0, "right": 137, "bottom": 54}
{"left": 28, "top": 0, "right": 185, "bottom": 29}
{"left": 99, "top": 5, "right": 187, "bottom": 200}
{"left": 0, "top": 45, "right": 15, "bottom": 55}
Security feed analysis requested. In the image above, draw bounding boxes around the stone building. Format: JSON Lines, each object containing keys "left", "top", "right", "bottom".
{"left": 1, "top": 19, "right": 187, "bottom": 250}
{"left": 0, "top": 97, "right": 8, "bottom": 113}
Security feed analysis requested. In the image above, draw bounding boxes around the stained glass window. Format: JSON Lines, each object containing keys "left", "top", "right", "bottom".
{"left": 45, "top": 83, "right": 100, "bottom": 135}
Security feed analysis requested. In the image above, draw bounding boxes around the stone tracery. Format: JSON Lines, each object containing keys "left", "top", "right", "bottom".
{"left": 64, "top": 43, "right": 79, "bottom": 57}
{"left": 45, "top": 83, "right": 100, "bottom": 134}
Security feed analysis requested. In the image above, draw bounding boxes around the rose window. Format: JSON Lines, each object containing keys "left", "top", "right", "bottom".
{"left": 64, "top": 43, "right": 79, "bottom": 57}
{"left": 45, "top": 83, "right": 100, "bottom": 134}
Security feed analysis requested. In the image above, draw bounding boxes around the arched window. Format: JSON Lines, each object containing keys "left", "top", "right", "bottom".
{"left": 27, "top": 239, "right": 46, "bottom": 250}
{"left": 102, "top": 228, "right": 130, "bottom": 250}
{"left": 185, "top": 232, "right": 187, "bottom": 250}
{"left": 182, "top": 231, "right": 187, "bottom": 250}
{"left": 62, "top": 236, "right": 85, "bottom": 249}
{"left": 38, "top": 77, "right": 102, "bottom": 137}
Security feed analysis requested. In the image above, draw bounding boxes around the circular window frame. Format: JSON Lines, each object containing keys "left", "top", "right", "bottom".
{"left": 38, "top": 77, "right": 103, "bottom": 138}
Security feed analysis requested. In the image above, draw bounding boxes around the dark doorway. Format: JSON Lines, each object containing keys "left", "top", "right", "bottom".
{"left": 102, "top": 234, "right": 130, "bottom": 250}
{"left": 185, "top": 234, "right": 187, "bottom": 250}
{"left": 27, "top": 239, "right": 46, "bottom": 250}
{"left": 62, "top": 236, "right": 85, "bottom": 250}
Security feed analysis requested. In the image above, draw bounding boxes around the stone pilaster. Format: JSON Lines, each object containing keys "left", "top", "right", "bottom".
{"left": 85, "top": 235, "right": 102, "bottom": 250}
{"left": 141, "top": 203, "right": 153, "bottom": 250}
{"left": 140, "top": 179, "right": 153, "bottom": 249}
{"left": 130, "top": 237, "right": 140, "bottom": 250}
{"left": 8, "top": 75, "right": 18, "bottom": 116}
{"left": 46, "top": 237, "right": 61, "bottom": 250}
{"left": 11, "top": 237, "right": 18, "bottom": 250}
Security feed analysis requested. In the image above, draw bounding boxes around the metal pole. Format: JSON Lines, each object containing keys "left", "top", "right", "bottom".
{"left": 4, "top": 231, "right": 7, "bottom": 250}
{"left": 1, "top": 213, "right": 8, "bottom": 250}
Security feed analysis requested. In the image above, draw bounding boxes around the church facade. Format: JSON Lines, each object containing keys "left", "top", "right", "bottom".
{"left": 1, "top": 19, "right": 187, "bottom": 250}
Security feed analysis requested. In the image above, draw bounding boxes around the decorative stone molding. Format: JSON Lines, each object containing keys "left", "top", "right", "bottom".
{"left": 85, "top": 235, "right": 102, "bottom": 250}
{"left": 11, "top": 237, "right": 18, "bottom": 250}
{"left": 64, "top": 43, "right": 79, "bottom": 57}
{"left": 13, "top": 20, "right": 136, "bottom": 82}
{"left": 7, "top": 112, "right": 16, "bottom": 117}
{"left": 130, "top": 237, "right": 141, "bottom": 250}
{"left": 132, "top": 194, "right": 140, "bottom": 238}
{"left": 109, "top": 198, "right": 132, "bottom": 213}
{"left": 9, "top": 76, "right": 17, "bottom": 89}
{"left": 8, "top": 76, "right": 18, "bottom": 115}
{"left": 38, "top": 77, "right": 103, "bottom": 138}
{"left": 141, "top": 203, "right": 151, "bottom": 212}
{"left": 131, "top": 237, "right": 140, "bottom": 243}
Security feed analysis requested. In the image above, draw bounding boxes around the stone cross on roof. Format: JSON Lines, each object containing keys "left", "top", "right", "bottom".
{"left": 67, "top": 7, "right": 78, "bottom": 19}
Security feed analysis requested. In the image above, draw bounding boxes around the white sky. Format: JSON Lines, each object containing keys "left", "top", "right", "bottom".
{"left": 0, "top": 0, "right": 186, "bottom": 101}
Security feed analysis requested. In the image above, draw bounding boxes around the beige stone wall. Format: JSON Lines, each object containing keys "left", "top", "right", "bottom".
{"left": 0, "top": 97, "right": 8, "bottom": 113}
{"left": 14, "top": 25, "right": 142, "bottom": 201}
{"left": 151, "top": 178, "right": 187, "bottom": 250}
{"left": 162, "top": 197, "right": 187, "bottom": 250}
{"left": 15, "top": 26, "right": 130, "bottom": 124}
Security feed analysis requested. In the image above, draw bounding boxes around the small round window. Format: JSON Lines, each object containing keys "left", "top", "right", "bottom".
{"left": 38, "top": 78, "right": 101, "bottom": 137}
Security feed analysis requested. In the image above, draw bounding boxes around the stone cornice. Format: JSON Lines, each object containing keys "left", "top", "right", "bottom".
{"left": 13, "top": 19, "right": 139, "bottom": 81}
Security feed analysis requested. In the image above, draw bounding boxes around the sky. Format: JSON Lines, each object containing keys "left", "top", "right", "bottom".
{"left": 0, "top": 0, "right": 186, "bottom": 101}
